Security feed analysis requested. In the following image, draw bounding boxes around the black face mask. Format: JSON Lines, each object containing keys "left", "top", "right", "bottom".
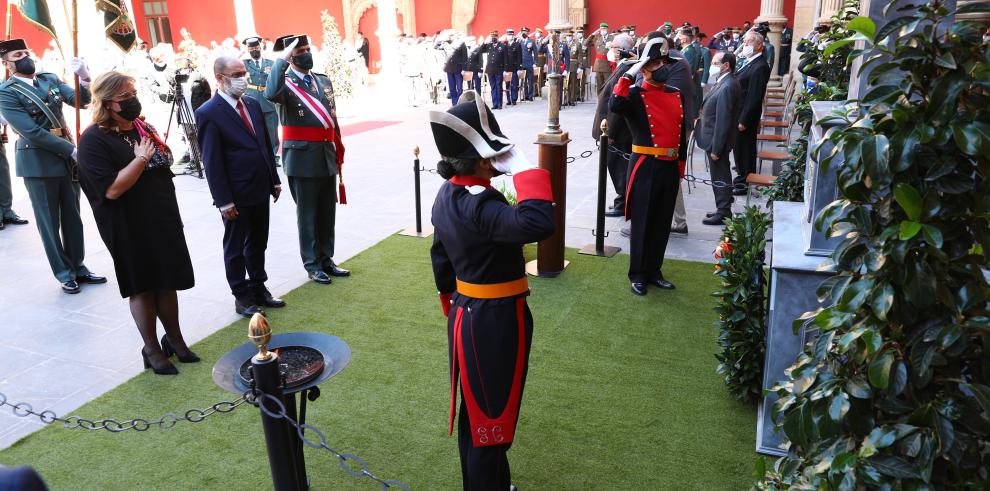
{"left": 292, "top": 52, "right": 313, "bottom": 71}
{"left": 115, "top": 97, "right": 142, "bottom": 122}
{"left": 650, "top": 65, "right": 670, "bottom": 84}
{"left": 13, "top": 57, "right": 35, "bottom": 75}
{"left": 249, "top": 50, "right": 261, "bottom": 60}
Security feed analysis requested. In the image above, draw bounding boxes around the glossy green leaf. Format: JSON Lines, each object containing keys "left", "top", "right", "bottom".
{"left": 829, "top": 392, "right": 851, "bottom": 421}
{"left": 870, "top": 283, "right": 895, "bottom": 321}
{"left": 869, "top": 351, "right": 894, "bottom": 389}
{"left": 922, "top": 225, "right": 943, "bottom": 249}
{"left": 893, "top": 183, "right": 922, "bottom": 221}
{"left": 868, "top": 455, "right": 923, "bottom": 479}
{"left": 847, "top": 16, "right": 877, "bottom": 40}
{"left": 960, "top": 383, "right": 990, "bottom": 418}
{"left": 899, "top": 220, "right": 921, "bottom": 240}
{"left": 846, "top": 377, "right": 871, "bottom": 399}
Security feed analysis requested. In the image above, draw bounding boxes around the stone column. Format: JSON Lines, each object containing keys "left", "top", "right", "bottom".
{"left": 546, "top": 0, "right": 573, "bottom": 31}
{"left": 376, "top": 0, "right": 402, "bottom": 77}
{"left": 757, "top": 0, "right": 788, "bottom": 82}
{"left": 233, "top": 0, "right": 257, "bottom": 38}
{"left": 818, "top": 0, "right": 843, "bottom": 24}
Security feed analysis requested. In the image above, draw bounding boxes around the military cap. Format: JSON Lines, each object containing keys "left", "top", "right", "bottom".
{"left": 273, "top": 34, "right": 308, "bottom": 51}
{"left": 573, "top": 26, "right": 584, "bottom": 33}
{"left": 0, "top": 39, "right": 28, "bottom": 55}
{"left": 429, "top": 90, "right": 512, "bottom": 160}
{"left": 535, "top": 28, "right": 544, "bottom": 34}
{"left": 506, "top": 28, "right": 515, "bottom": 33}
{"left": 521, "top": 27, "right": 530, "bottom": 33}
{"left": 599, "top": 22, "right": 608, "bottom": 28}
{"left": 663, "top": 22, "right": 673, "bottom": 27}
{"left": 490, "top": 30, "right": 499, "bottom": 36}
{"left": 629, "top": 25, "right": 637, "bottom": 30}
{"left": 620, "top": 26, "right": 631, "bottom": 32}
{"left": 241, "top": 36, "right": 262, "bottom": 47}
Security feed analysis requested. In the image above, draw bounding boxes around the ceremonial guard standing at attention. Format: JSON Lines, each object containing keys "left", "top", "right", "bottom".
{"left": 265, "top": 34, "right": 351, "bottom": 284}
{"left": 428, "top": 90, "right": 555, "bottom": 490}
{"left": 242, "top": 36, "right": 281, "bottom": 164}
{"left": 609, "top": 37, "right": 687, "bottom": 296}
{"left": 0, "top": 39, "right": 106, "bottom": 293}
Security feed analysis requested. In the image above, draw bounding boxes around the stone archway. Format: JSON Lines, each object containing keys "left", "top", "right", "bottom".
{"left": 343, "top": 0, "right": 416, "bottom": 42}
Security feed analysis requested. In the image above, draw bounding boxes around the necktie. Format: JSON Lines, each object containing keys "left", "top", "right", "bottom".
{"left": 236, "top": 100, "right": 255, "bottom": 136}
{"left": 303, "top": 74, "right": 312, "bottom": 86}
{"left": 32, "top": 79, "right": 40, "bottom": 89}
{"left": 737, "top": 58, "right": 749, "bottom": 72}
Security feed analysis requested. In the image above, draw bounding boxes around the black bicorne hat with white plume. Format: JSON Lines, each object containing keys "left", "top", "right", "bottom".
{"left": 428, "top": 90, "right": 513, "bottom": 160}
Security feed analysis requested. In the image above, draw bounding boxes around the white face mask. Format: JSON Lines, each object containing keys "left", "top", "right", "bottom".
{"left": 709, "top": 65, "right": 722, "bottom": 78}
{"left": 600, "top": 28, "right": 608, "bottom": 36}
{"left": 732, "top": 34, "right": 740, "bottom": 40}
{"left": 225, "top": 76, "right": 248, "bottom": 98}
{"left": 741, "top": 44, "right": 754, "bottom": 58}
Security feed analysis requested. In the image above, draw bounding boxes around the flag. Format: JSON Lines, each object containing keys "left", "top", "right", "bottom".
{"left": 96, "top": 0, "right": 136, "bottom": 52}
{"left": 10, "top": 0, "right": 58, "bottom": 40}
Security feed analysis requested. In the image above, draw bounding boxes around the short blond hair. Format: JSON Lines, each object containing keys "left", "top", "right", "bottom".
{"left": 90, "top": 71, "right": 136, "bottom": 130}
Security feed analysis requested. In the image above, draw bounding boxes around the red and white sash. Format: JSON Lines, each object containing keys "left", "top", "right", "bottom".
{"left": 284, "top": 76, "right": 336, "bottom": 130}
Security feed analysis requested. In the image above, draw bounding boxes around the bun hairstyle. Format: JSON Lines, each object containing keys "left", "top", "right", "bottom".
{"left": 437, "top": 156, "right": 479, "bottom": 180}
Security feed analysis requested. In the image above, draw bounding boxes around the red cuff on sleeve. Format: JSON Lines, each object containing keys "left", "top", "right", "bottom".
{"left": 678, "top": 160, "right": 686, "bottom": 180}
{"left": 613, "top": 76, "right": 633, "bottom": 97}
{"left": 439, "top": 292, "right": 453, "bottom": 317}
{"left": 513, "top": 168, "right": 553, "bottom": 203}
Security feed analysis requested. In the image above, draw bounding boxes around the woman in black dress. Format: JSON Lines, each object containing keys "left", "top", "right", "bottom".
{"left": 77, "top": 71, "right": 198, "bottom": 375}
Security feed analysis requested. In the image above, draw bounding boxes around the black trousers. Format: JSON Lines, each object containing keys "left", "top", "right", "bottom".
{"left": 606, "top": 142, "right": 629, "bottom": 209}
{"left": 732, "top": 125, "right": 758, "bottom": 188}
{"left": 627, "top": 157, "right": 680, "bottom": 283}
{"left": 222, "top": 201, "right": 270, "bottom": 300}
{"left": 707, "top": 152, "right": 734, "bottom": 214}
{"left": 451, "top": 298, "right": 533, "bottom": 491}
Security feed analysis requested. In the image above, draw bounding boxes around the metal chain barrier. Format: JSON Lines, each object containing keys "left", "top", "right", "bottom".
{"left": 0, "top": 389, "right": 409, "bottom": 490}
{"left": 0, "top": 390, "right": 249, "bottom": 432}
{"left": 250, "top": 391, "right": 411, "bottom": 490}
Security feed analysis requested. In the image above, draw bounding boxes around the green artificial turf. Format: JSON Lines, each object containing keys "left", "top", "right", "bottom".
{"left": 0, "top": 235, "right": 757, "bottom": 490}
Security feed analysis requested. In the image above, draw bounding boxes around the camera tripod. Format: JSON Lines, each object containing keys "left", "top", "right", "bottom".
{"left": 164, "top": 81, "right": 203, "bottom": 179}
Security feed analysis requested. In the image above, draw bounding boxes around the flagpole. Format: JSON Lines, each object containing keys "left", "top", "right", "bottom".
{"left": 5, "top": 1, "right": 12, "bottom": 40}
{"left": 72, "top": 0, "right": 79, "bottom": 142}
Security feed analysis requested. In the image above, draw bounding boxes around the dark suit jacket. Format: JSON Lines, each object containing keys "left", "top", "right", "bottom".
{"left": 443, "top": 43, "right": 468, "bottom": 73}
{"left": 506, "top": 41, "right": 523, "bottom": 70}
{"left": 665, "top": 50, "right": 697, "bottom": 125}
{"left": 0, "top": 465, "right": 48, "bottom": 491}
{"left": 695, "top": 73, "right": 742, "bottom": 156}
{"left": 195, "top": 93, "right": 280, "bottom": 208}
{"left": 358, "top": 38, "right": 370, "bottom": 68}
{"left": 736, "top": 54, "right": 772, "bottom": 129}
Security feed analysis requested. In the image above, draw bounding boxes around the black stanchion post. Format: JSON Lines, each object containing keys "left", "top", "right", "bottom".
{"left": 579, "top": 119, "right": 621, "bottom": 257}
{"left": 249, "top": 315, "right": 304, "bottom": 491}
{"left": 399, "top": 146, "right": 434, "bottom": 238}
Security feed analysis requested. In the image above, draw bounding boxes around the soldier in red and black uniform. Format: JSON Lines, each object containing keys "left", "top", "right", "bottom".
{"left": 428, "top": 90, "right": 555, "bottom": 490}
{"left": 610, "top": 36, "right": 687, "bottom": 296}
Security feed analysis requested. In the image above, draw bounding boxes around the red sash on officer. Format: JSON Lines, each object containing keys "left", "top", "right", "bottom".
{"left": 284, "top": 76, "right": 348, "bottom": 203}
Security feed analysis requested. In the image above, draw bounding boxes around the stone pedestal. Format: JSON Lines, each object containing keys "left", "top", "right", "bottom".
{"left": 756, "top": 202, "right": 834, "bottom": 455}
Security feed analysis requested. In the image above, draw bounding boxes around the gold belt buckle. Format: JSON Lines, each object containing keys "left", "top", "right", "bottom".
{"left": 50, "top": 128, "right": 63, "bottom": 137}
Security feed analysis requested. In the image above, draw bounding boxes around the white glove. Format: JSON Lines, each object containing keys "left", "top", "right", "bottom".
{"left": 71, "top": 147, "right": 78, "bottom": 161}
{"left": 70, "top": 57, "right": 90, "bottom": 81}
{"left": 281, "top": 39, "right": 299, "bottom": 61}
{"left": 626, "top": 56, "right": 649, "bottom": 78}
{"left": 490, "top": 147, "right": 536, "bottom": 175}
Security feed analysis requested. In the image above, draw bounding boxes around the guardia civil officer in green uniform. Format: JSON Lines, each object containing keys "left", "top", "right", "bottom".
{"left": 0, "top": 39, "right": 105, "bottom": 293}
{"left": 242, "top": 36, "right": 280, "bottom": 163}
{"left": 265, "top": 34, "right": 351, "bottom": 284}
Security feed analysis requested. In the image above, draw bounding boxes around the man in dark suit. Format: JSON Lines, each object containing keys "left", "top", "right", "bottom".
{"left": 731, "top": 31, "right": 772, "bottom": 194}
{"left": 696, "top": 52, "right": 742, "bottom": 225}
{"left": 197, "top": 56, "right": 285, "bottom": 316}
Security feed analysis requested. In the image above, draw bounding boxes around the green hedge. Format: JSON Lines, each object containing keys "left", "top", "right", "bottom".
{"left": 713, "top": 206, "right": 772, "bottom": 403}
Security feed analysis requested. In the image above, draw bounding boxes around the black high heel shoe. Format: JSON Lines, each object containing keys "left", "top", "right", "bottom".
{"left": 161, "top": 334, "right": 201, "bottom": 363}
{"left": 142, "top": 348, "right": 178, "bottom": 375}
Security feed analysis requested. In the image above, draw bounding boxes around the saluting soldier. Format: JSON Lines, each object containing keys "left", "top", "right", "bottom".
{"left": 242, "top": 36, "right": 281, "bottom": 165}
{"left": 573, "top": 27, "right": 588, "bottom": 102}
{"left": 520, "top": 27, "right": 537, "bottom": 102}
{"left": 428, "top": 90, "right": 555, "bottom": 490}
{"left": 584, "top": 22, "right": 613, "bottom": 93}
{"left": 609, "top": 35, "right": 687, "bottom": 296}
{"left": 0, "top": 39, "right": 106, "bottom": 293}
{"left": 264, "top": 34, "right": 351, "bottom": 285}
{"left": 505, "top": 28, "right": 522, "bottom": 106}
{"left": 480, "top": 31, "right": 507, "bottom": 110}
